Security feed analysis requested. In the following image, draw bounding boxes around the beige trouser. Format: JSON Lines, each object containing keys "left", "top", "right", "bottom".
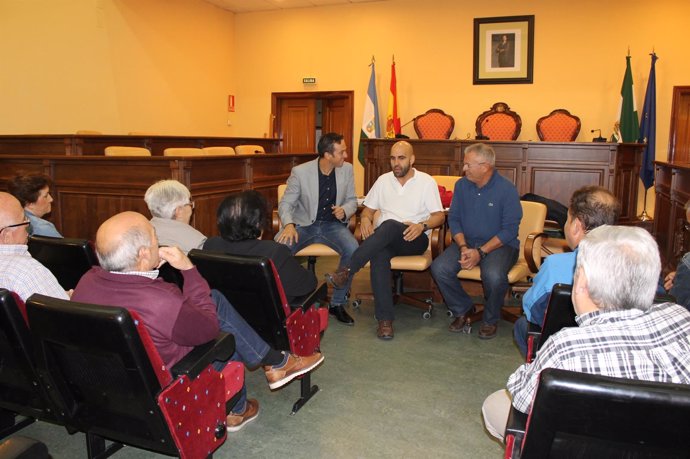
{"left": 482, "top": 389, "right": 512, "bottom": 442}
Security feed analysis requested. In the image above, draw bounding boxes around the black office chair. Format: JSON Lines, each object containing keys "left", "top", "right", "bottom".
{"left": 26, "top": 293, "right": 242, "bottom": 459}
{"left": 0, "top": 289, "right": 60, "bottom": 440}
{"left": 188, "top": 249, "right": 328, "bottom": 414}
{"left": 27, "top": 236, "right": 99, "bottom": 290}
{"left": 505, "top": 368, "right": 690, "bottom": 459}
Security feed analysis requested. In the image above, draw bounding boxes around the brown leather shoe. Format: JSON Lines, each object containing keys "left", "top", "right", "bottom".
{"left": 478, "top": 322, "right": 498, "bottom": 340}
{"left": 448, "top": 315, "right": 467, "bottom": 333}
{"left": 226, "top": 398, "right": 260, "bottom": 432}
{"left": 325, "top": 267, "right": 351, "bottom": 289}
{"left": 377, "top": 320, "right": 394, "bottom": 340}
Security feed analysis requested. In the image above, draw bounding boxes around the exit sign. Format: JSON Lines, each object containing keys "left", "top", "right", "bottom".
{"left": 302, "top": 77, "right": 316, "bottom": 84}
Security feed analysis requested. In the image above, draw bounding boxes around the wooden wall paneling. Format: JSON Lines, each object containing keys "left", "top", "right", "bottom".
{"left": 654, "top": 163, "right": 674, "bottom": 267}
{"left": 0, "top": 136, "right": 70, "bottom": 155}
{"left": 668, "top": 86, "right": 690, "bottom": 162}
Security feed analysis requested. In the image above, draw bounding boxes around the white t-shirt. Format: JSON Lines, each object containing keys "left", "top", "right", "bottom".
{"left": 364, "top": 169, "right": 443, "bottom": 228}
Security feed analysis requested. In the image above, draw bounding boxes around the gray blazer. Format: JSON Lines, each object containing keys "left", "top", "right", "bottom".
{"left": 278, "top": 158, "right": 357, "bottom": 227}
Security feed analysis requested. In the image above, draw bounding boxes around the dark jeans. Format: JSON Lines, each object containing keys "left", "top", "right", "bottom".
{"left": 211, "top": 289, "right": 271, "bottom": 414}
{"left": 431, "top": 243, "right": 518, "bottom": 325}
{"left": 671, "top": 252, "right": 690, "bottom": 312}
{"left": 284, "top": 221, "right": 359, "bottom": 306}
{"left": 348, "top": 220, "right": 428, "bottom": 321}
{"left": 513, "top": 315, "right": 531, "bottom": 358}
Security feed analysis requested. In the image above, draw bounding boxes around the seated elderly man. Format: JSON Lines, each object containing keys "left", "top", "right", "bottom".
{"left": 482, "top": 225, "right": 690, "bottom": 441}
{"left": 0, "top": 192, "right": 69, "bottom": 301}
{"left": 144, "top": 179, "right": 205, "bottom": 254}
{"left": 72, "top": 211, "right": 324, "bottom": 432}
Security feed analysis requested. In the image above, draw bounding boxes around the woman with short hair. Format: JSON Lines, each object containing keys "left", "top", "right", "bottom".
{"left": 8, "top": 174, "right": 61, "bottom": 238}
{"left": 204, "top": 190, "right": 317, "bottom": 303}
{"left": 144, "top": 180, "right": 206, "bottom": 254}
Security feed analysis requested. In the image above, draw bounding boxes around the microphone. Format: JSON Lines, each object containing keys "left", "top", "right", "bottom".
{"left": 591, "top": 129, "right": 606, "bottom": 143}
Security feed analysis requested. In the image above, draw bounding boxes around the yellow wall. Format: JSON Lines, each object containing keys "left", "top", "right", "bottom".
{"left": 233, "top": 0, "right": 690, "bottom": 204}
{"left": 2, "top": 0, "right": 689, "bottom": 207}
{"left": 0, "top": 0, "right": 235, "bottom": 135}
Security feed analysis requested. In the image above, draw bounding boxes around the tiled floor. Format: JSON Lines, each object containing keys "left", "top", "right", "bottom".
{"left": 17, "top": 258, "right": 524, "bottom": 458}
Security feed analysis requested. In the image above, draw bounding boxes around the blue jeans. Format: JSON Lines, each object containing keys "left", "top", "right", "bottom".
{"left": 671, "top": 252, "right": 690, "bottom": 312}
{"left": 431, "top": 243, "right": 518, "bottom": 325}
{"left": 513, "top": 315, "right": 530, "bottom": 358}
{"left": 211, "top": 289, "right": 271, "bottom": 414}
{"left": 348, "top": 220, "right": 429, "bottom": 321}
{"left": 284, "top": 221, "right": 359, "bottom": 306}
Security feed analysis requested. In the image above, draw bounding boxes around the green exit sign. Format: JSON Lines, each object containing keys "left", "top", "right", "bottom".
{"left": 302, "top": 77, "right": 316, "bottom": 84}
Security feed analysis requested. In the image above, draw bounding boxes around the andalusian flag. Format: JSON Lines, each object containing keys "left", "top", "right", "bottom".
{"left": 639, "top": 53, "right": 658, "bottom": 189}
{"left": 618, "top": 55, "right": 639, "bottom": 142}
{"left": 357, "top": 59, "right": 381, "bottom": 167}
{"left": 386, "top": 58, "right": 400, "bottom": 138}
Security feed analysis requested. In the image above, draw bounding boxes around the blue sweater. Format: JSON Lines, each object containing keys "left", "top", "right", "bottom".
{"left": 448, "top": 171, "right": 521, "bottom": 250}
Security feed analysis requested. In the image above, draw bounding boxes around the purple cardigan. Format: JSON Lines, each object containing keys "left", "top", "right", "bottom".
{"left": 72, "top": 266, "right": 219, "bottom": 368}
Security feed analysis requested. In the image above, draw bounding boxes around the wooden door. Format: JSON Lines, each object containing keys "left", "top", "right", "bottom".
{"left": 323, "top": 97, "right": 354, "bottom": 163}
{"left": 278, "top": 98, "right": 316, "bottom": 154}
{"left": 669, "top": 86, "right": 690, "bottom": 162}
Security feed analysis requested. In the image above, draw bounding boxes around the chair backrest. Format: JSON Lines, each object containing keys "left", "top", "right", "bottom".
{"left": 25, "top": 294, "right": 179, "bottom": 456}
{"left": 413, "top": 109, "right": 455, "bottom": 139}
{"left": 235, "top": 144, "right": 265, "bottom": 155}
{"left": 188, "top": 250, "right": 291, "bottom": 350}
{"left": 536, "top": 109, "right": 581, "bottom": 142}
{"left": 76, "top": 130, "right": 101, "bottom": 135}
{"left": 163, "top": 147, "right": 204, "bottom": 156}
{"left": 277, "top": 183, "right": 287, "bottom": 202}
{"left": 537, "top": 283, "right": 576, "bottom": 353}
{"left": 27, "top": 236, "right": 99, "bottom": 290}
{"left": 104, "top": 146, "right": 151, "bottom": 156}
{"left": 431, "top": 175, "right": 460, "bottom": 191}
{"left": 517, "top": 200, "right": 547, "bottom": 269}
{"left": 475, "top": 102, "right": 521, "bottom": 140}
{"left": 202, "top": 146, "right": 235, "bottom": 156}
{"left": 520, "top": 368, "right": 690, "bottom": 458}
{"left": 0, "top": 289, "right": 56, "bottom": 424}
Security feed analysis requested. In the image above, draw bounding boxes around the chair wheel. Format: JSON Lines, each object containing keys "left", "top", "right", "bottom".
{"left": 424, "top": 299, "right": 433, "bottom": 305}
{"left": 352, "top": 299, "right": 362, "bottom": 309}
{"left": 446, "top": 310, "right": 453, "bottom": 318}
{"left": 422, "top": 311, "right": 432, "bottom": 319}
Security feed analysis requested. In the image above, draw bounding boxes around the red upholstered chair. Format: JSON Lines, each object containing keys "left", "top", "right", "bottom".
{"left": 475, "top": 102, "right": 522, "bottom": 141}
{"left": 188, "top": 249, "right": 328, "bottom": 414}
{"left": 26, "top": 294, "right": 242, "bottom": 459}
{"left": 0, "top": 289, "right": 61, "bottom": 440}
{"left": 536, "top": 109, "right": 581, "bottom": 142}
{"left": 413, "top": 108, "right": 455, "bottom": 139}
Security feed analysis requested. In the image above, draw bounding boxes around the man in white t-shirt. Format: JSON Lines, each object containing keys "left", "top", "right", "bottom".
{"left": 325, "top": 141, "right": 444, "bottom": 339}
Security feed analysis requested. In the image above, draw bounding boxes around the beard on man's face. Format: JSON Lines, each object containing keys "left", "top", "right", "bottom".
{"left": 393, "top": 164, "right": 409, "bottom": 178}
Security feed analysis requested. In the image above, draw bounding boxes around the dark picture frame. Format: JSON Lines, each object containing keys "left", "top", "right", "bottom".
{"left": 473, "top": 15, "right": 535, "bottom": 85}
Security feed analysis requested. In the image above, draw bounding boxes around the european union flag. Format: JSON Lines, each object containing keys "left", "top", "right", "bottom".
{"left": 639, "top": 53, "right": 657, "bottom": 190}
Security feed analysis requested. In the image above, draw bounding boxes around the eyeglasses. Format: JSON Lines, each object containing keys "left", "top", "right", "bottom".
{"left": 0, "top": 219, "right": 30, "bottom": 233}
{"left": 184, "top": 201, "right": 195, "bottom": 210}
{"left": 463, "top": 162, "right": 487, "bottom": 169}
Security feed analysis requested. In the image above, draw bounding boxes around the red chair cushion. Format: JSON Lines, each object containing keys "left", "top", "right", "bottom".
{"left": 438, "top": 185, "right": 453, "bottom": 208}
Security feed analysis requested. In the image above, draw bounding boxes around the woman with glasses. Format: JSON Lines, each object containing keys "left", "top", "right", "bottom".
{"left": 8, "top": 174, "right": 62, "bottom": 238}
{"left": 144, "top": 180, "right": 206, "bottom": 254}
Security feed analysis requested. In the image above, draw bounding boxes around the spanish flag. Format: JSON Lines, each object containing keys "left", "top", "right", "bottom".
{"left": 386, "top": 57, "right": 400, "bottom": 138}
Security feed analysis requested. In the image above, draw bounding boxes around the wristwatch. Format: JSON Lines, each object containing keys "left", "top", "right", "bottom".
{"left": 477, "top": 247, "right": 487, "bottom": 259}
{"left": 422, "top": 222, "right": 429, "bottom": 231}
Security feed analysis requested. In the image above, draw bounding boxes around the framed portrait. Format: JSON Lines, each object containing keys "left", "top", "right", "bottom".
{"left": 473, "top": 15, "right": 534, "bottom": 85}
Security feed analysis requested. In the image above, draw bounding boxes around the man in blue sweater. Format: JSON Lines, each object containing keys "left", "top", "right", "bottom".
{"left": 431, "top": 143, "right": 522, "bottom": 339}
{"left": 513, "top": 186, "right": 620, "bottom": 357}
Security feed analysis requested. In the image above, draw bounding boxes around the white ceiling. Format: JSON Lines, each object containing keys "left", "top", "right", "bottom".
{"left": 204, "top": 0, "right": 389, "bottom": 14}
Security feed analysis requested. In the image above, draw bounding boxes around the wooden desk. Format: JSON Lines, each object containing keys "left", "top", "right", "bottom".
{"left": 361, "top": 139, "right": 644, "bottom": 225}
{"left": 0, "top": 153, "right": 313, "bottom": 240}
{"left": 0, "top": 134, "right": 280, "bottom": 156}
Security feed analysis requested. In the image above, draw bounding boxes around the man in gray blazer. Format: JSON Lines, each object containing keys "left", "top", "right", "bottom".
{"left": 276, "top": 133, "right": 359, "bottom": 324}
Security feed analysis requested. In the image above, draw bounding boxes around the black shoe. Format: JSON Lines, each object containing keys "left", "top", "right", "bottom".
{"left": 329, "top": 305, "right": 355, "bottom": 326}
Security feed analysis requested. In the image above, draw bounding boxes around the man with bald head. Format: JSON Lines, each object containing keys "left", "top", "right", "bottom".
{"left": 325, "top": 141, "right": 445, "bottom": 339}
{"left": 0, "top": 192, "right": 68, "bottom": 301}
{"left": 73, "top": 211, "right": 323, "bottom": 432}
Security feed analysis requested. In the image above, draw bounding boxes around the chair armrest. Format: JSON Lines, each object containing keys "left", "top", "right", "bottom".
{"left": 289, "top": 282, "right": 328, "bottom": 311}
{"left": 504, "top": 406, "right": 527, "bottom": 458}
{"left": 524, "top": 231, "right": 548, "bottom": 273}
{"left": 526, "top": 322, "right": 541, "bottom": 363}
{"left": 272, "top": 209, "right": 281, "bottom": 235}
{"left": 171, "top": 332, "right": 236, "bottom": 379}
{"left": 431, "top": 227, "right": 444, "bottom": 258}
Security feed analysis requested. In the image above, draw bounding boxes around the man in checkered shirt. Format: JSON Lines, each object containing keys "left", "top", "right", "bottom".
{"left": 482, "top": 225, "right": 690, "bottom": 441}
